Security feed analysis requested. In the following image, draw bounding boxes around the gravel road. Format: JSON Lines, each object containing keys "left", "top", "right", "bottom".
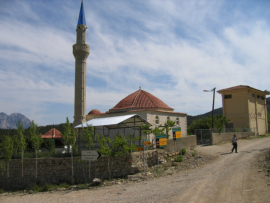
{"left": 1, "top": 137, "right": 270, "bottom": 203}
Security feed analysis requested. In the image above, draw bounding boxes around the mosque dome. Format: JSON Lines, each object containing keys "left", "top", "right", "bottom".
{"left": 109, "top": 89, "right": 173, "bottom": 112}
{"left": 88, "top": 109, "right": 102, "bottom": 115}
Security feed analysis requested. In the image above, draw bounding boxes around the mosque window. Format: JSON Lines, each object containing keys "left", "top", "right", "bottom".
{"left": 176, "top": 118, "right": 179, "bottom": 125}
{"left": 155, "top": 116, "right": 159, "bottom": 124}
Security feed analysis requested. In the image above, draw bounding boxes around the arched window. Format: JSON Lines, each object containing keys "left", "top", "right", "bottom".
{"left": 155, "top": 116, "right": 159, "bottom": 124}
{"left": 176, "top": 117, "right": 179, "bottom": 125}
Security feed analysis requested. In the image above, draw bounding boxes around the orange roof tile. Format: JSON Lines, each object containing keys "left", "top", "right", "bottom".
{"left": 42, "top": 128, "right": 62, "bottom": 139}
{"left": 87, "top": 109, "right": 102, "bottom": 115}
{"left": 110, "top": 89, "right": 173, "bottom": 111}
{"left": 218, "top": 85, "right": 268, "bottom": 94}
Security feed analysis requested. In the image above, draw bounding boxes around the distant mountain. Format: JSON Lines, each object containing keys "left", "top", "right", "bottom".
{"left": 0, "top": 113, "right": 31, "bottom": 129}
{"left": 187, "top": 108, "right": 223, "bottom": 126}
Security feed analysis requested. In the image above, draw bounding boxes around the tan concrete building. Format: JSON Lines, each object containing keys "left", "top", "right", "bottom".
{"left": 218, "top": 85, "right": 269, "bottom": 135}
{"left": 85, "top": 89, "right": 187, "bottom": 142}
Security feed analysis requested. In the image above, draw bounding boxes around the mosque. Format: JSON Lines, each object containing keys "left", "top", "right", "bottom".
{"left": 72, "top": 1, "right": 187, "bottom": 145}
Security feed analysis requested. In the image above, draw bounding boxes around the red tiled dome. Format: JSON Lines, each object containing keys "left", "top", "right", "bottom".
{"left": 42, "top": 128, "right": 62, "bottom": 139}
{"left": 110, "top": 89, "right": 173, "bottom": 111}
{"left": 88, "top": 109, "right": 102, "bottom": 115}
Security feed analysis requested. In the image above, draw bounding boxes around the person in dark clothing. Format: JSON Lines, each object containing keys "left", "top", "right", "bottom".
{"left": 231, "top": 134, "right": 238, "bottom": 153}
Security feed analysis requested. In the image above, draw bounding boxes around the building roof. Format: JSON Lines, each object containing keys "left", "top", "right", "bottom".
{"left": 75, "top": 114, "right": 151, "bottom": 129}
{"left": 42, "top": 128, "right": 62, "bottom": 139}
{"left": 88, "top": 109, "right": 102, "bottom": 115}
{"left": 110, "top": 89, "right": 173, "bottom": 112}
{"left": 77, "top": 0, "right": 86, "bottom": 25}
{"left": 218, "top": 85, "right": 269, "bottom": 94}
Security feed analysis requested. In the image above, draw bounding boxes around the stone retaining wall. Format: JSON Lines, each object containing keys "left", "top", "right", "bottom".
{"left": 0, "top": 150, "right": 167, "bottom": 190}
{"left": 211, "top": 132, "right": 255, "bottom": 144}
{"left": 164, "top": 135, "right": 197, "bottom": 154}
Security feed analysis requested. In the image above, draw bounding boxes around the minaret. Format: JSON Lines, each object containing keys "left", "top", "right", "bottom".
{"left": 73, "top": 0, "right": 90, "bottom": 127}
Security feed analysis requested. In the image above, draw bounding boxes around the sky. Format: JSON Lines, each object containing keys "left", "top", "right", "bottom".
{"left": 1, "top": 0, "right": 270, "bottom": 126}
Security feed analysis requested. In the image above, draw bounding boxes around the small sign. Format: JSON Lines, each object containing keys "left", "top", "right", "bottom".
{"left": 144, "top": 139, "right": 151, "bottom": 146}
{"left": 172, "top": 127, "right": 182, "bottom": 140}
{"left": 81, "top": 150, "right": 101, "bottom": 161}
{"left": 156, "top": 134, "right": 167, "bottom": 149}
{"left": 137, "top": 145, "right": 144, "bottom": 151}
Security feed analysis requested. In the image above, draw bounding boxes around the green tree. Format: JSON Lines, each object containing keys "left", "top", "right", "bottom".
{"left": 187, "top": 115, "right": 230, "bottom": 135}
{"left": 138, "top": 124, "right": 152, "bottom": 145}
{"left": 0, "top": 135, "right": 14, "bottom": 177}
{"left": 61, "top": 117, "right": 78, "bottom": 177}
{"left": 164, "top": 119, "right": 176, "bottom": 139}
{"left": 16, "top": 121, "right": 27, "bottom": 177}
{"left": 28, "top": 121, "right": 43, "bottom": 178}
{"left": 81, "top": 124, "right": 98, "bottom": 181}
{"left": 44, "top": 138, "right": 55, "bottom": 153}
{"left": 98, "top": 134, "right": 138, "bottom": 179}
{"left": 152, "top": 125, "right": 165, "bottom": 135}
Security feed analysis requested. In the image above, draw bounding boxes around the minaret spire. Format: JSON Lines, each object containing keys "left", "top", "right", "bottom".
{"left": 72, "top": 1, "right": 90, "bottom": 127}
{"left": 78, "top": 0, "right": 86, "bottom": 25}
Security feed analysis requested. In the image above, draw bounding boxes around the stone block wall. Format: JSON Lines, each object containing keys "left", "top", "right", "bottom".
{"left": 0, "top": 150, "right": 167, "bottom": 190}
{"left": 211, "top": 132, "right": 255, "bottom": 144}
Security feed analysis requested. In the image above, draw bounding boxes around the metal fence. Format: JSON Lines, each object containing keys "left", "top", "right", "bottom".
{"left": 194, "top": 129, "right": 211, "bottom": 145}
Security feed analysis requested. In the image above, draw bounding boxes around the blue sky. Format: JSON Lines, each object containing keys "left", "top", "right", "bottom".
{"left": 1, "top": 0, "right": 270, "bottom": 126}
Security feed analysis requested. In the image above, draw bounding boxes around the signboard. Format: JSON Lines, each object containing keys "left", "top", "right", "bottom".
{"left": 137, "top": 145, "right": 144, "bottom": 151}
{"left": 81, "top": 150, "right": 101, "bottom": 161}
{"left": 144, "top": 139, "right": 151, "bottom": 146}
{"left": 172, "top": 127, "right": 182, "bottom": 140}
{"left": 156, "top": 134, "right": 167, "bottom": 149}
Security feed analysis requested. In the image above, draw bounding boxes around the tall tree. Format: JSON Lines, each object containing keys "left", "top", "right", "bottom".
{"left": 61, "top": 117, "right": 78, "bottom": 177}
{"left": 28, "top": 121, "right": 43, "bottom": 178}
{"left": 138, "top": 124, "right": 152, "bottom": 145}
{"left": 164, "top": 119, "right": 176, "bottom": 139}
{"left": 0, "top": 135, "right": 14, "bottom": 177}
{"left": 81, "top": 124, "right": 98, "bottom": 181}
{"left": 98, "top": 134, "right": 138, "bottom": 179}
{"left": 16, "top": 121, "right": 27, "bottom": 178}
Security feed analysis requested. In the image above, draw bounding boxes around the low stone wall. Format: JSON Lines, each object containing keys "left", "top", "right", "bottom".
{"left": 164, "top": 135, "right": 197, "bottom": 154}
{"left": 211, "top": 132, "right": 255, "bottom": 144}
{"left": 0, "top": 150, "right": 167, "bottom": 190}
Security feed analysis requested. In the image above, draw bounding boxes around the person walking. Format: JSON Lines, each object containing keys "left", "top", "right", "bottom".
{"left": 231, "top": 134, "right": 238, "bottom": 153}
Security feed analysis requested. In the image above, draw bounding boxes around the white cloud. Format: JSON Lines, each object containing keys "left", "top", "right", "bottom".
{"left": 0, "top": 0, "right": 269, "bottom": 125}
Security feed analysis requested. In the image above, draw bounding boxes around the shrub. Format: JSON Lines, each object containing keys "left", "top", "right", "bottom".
{"left": 181, "top": 148, "right": 186, "bottom": 155}
{"left": 175, "top": 155, "right": 183, "bottom": 162}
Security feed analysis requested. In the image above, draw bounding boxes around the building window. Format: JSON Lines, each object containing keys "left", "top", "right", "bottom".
{"left": 167, "top": 116, "right": 170, "bottom": 121}
{"left": 226, "top": 123, "right": 233, "bottom": 129}
{"left": 224, "top": 94, "right": 232, "bottom": 99}
{"left": 155, "top": 116, "right": 159, "bottom": 124}
{"left": 252, "top": 94, "right": 255, "bottom": 97}
{"left": 257, "top": 95, "right": 260, "bottom": 99}
{"left": 261, "top": 96, "right": 265, "bottom": 100}
{"left": 176, "top": 117, "right": 179, "bottom": 125}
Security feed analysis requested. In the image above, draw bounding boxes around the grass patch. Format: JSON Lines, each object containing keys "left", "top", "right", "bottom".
{"left": 175, "top": 155, "right": 183, "bottom": 162}
{"left": 0, "top": 188, "right": 5, "bottom": 194}
{"left": 242, "top": 134, "right": 270, "bottom": 140}
{"left": 30, "top": 184, "right": 53, "bottom": 192}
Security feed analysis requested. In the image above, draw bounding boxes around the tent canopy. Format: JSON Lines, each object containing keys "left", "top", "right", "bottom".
{"left": 74, "top": 114, "right": 151, "bottom": 129}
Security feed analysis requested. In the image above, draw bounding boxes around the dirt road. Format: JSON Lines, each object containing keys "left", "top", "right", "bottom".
{"left": 1, "top": 137, "right": 270, "bottom": 203}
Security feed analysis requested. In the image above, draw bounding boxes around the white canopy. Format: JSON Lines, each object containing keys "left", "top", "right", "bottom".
{"left": 74, "top": 114, "right": 151, "bottom": 129}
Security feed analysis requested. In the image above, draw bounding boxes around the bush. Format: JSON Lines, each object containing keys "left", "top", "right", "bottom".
{"left": 175, "top": 155, "right": 183, "bottom": 162}
{"left": 181, "top": 148, "right": 186, "bottom": 155}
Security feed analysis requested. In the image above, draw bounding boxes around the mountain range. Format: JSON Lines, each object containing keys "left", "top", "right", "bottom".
{"left": 0, "top": 97, "right": 269, "bottom": 129}
{"left": 0, "top": 112, "right": 31, "bottom": 129}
